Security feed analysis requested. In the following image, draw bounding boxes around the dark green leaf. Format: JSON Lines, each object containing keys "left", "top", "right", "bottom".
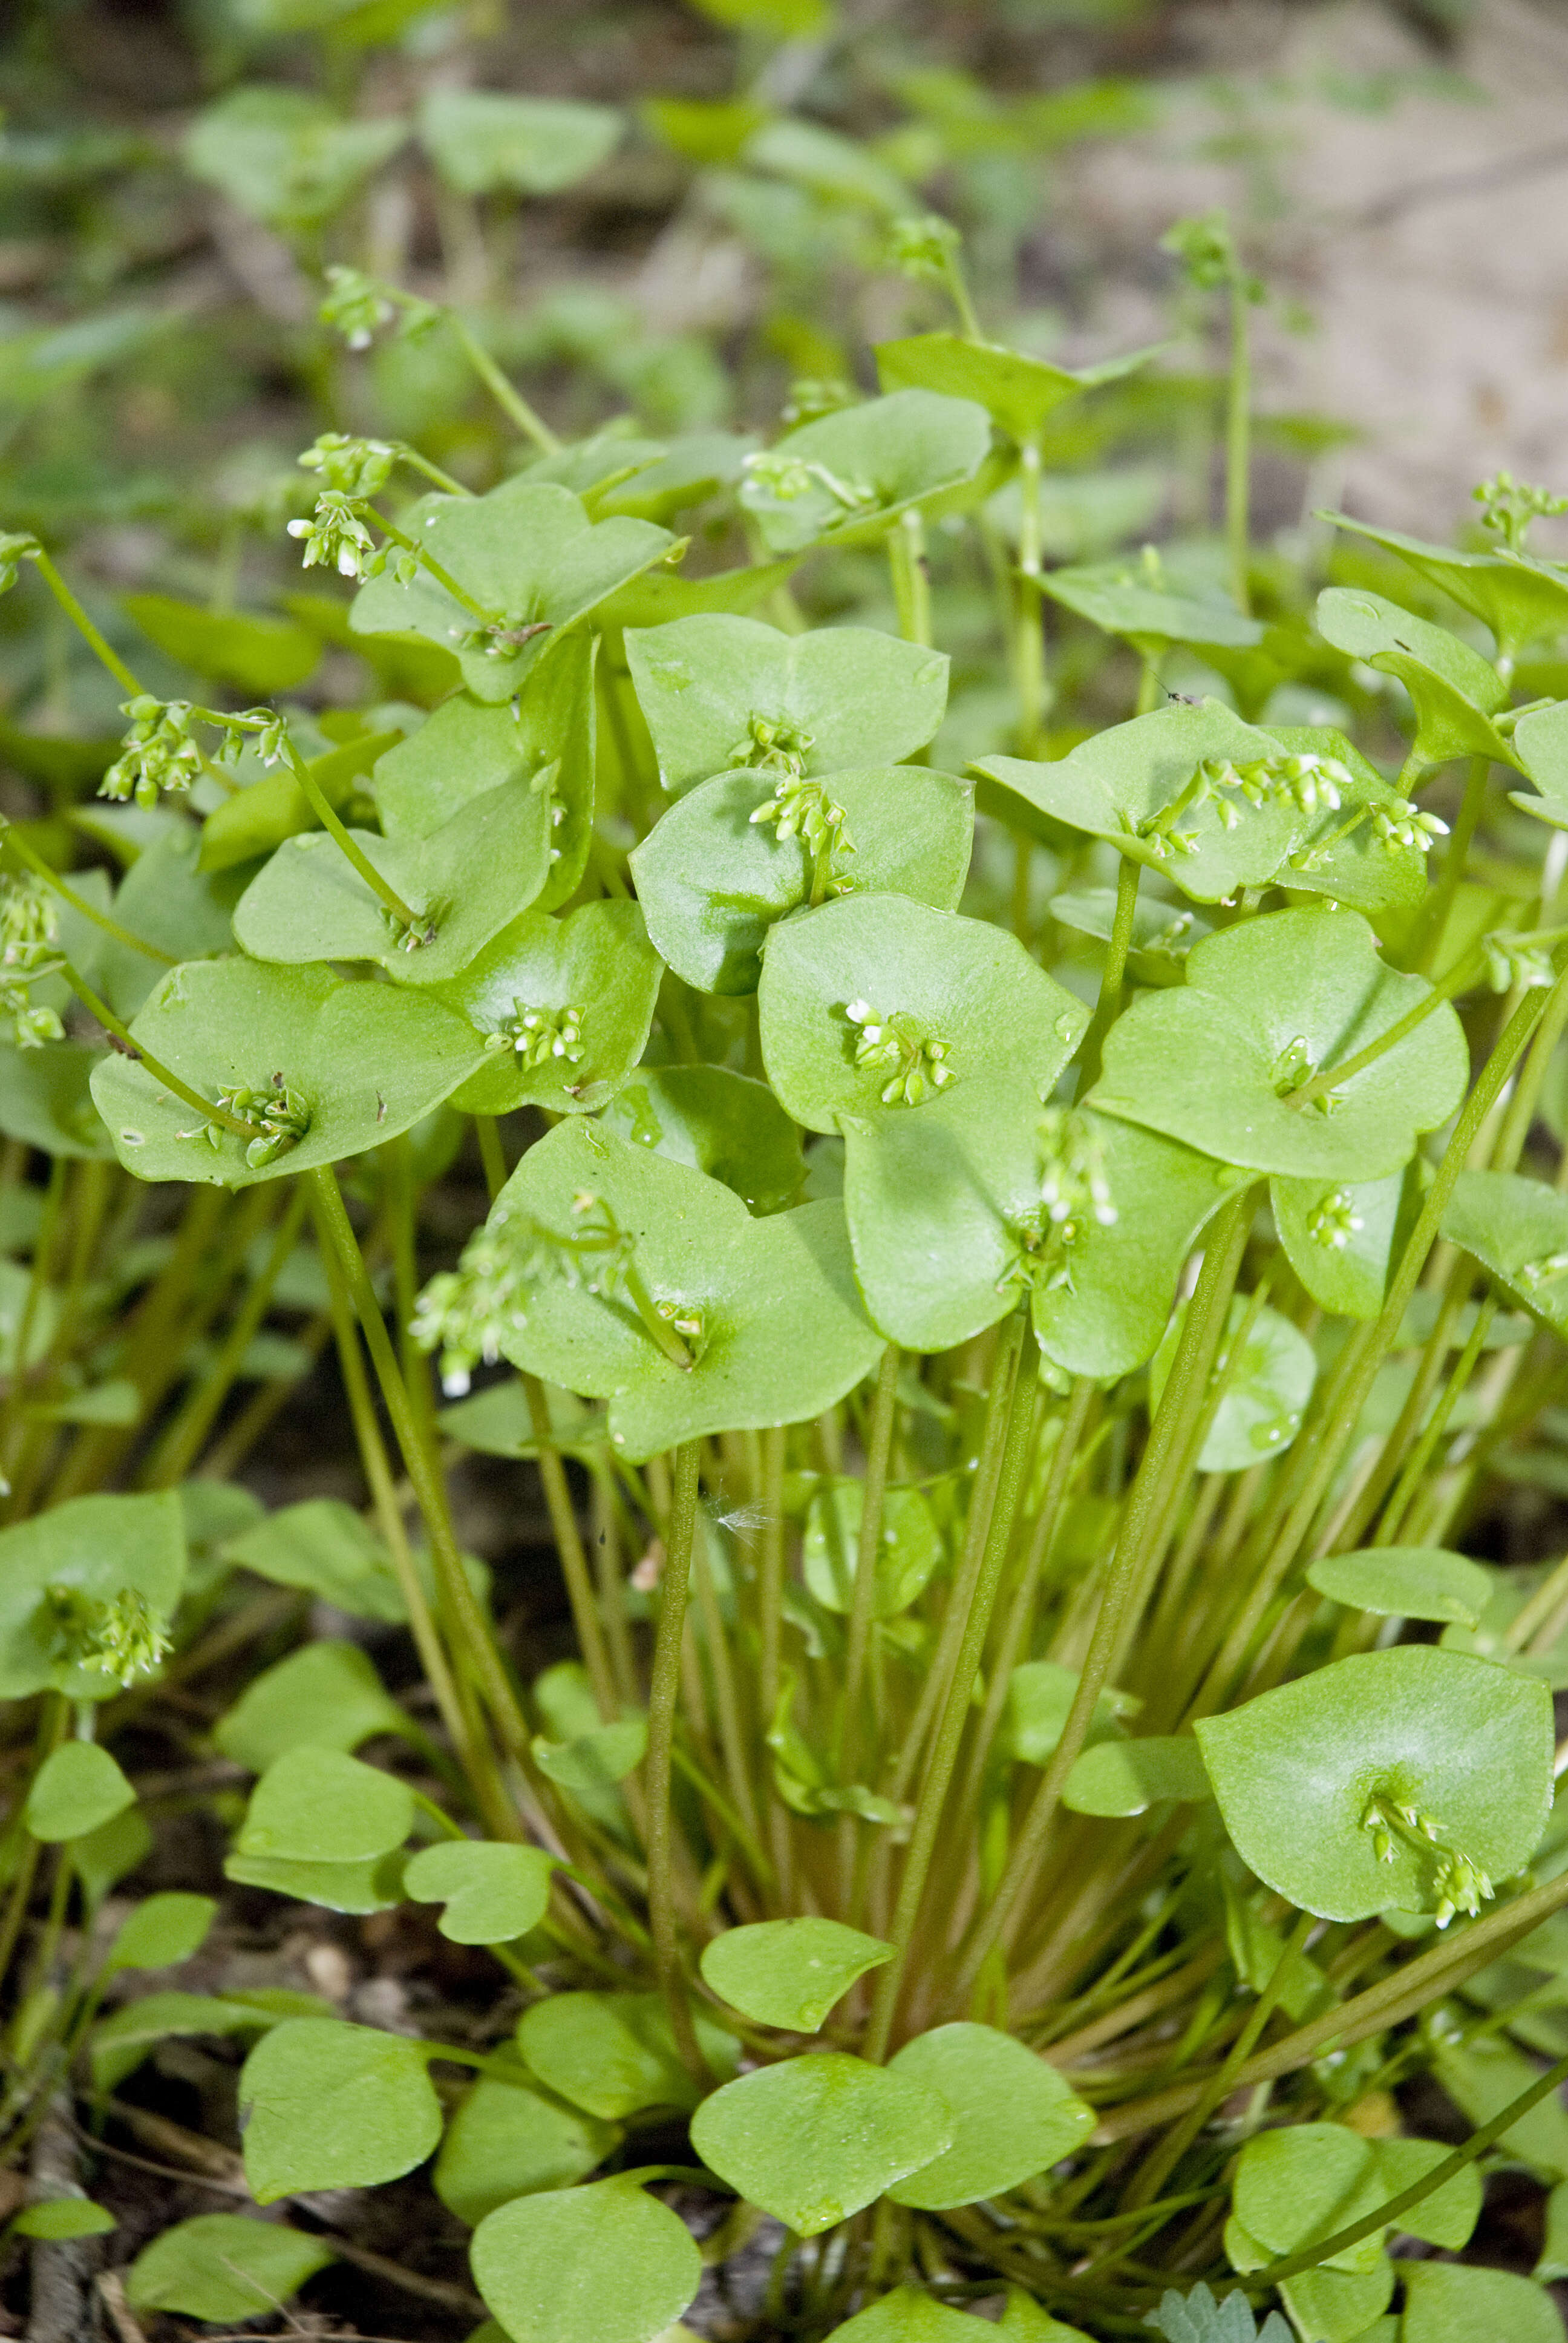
{"left": 27, "top": 1742, "right": 136, "bottom": 1844}
{"left": 122, "top": 593, "right": 319, "bottom": 695}
{"left": 199, "top": 729, "right": 400, "bottom": 876}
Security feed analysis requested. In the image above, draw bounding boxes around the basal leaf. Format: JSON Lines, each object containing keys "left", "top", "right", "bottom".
{"left": 690, "top": 2053, "right": 953, "bottom": 2234}
{"left": 403, "top": 1840, "right": 556, "bottom": 1943}
{"left": 26, "top": 1741, "right": 135, "bottom": 1843}
{"left": 436, "top": 900, "right": 661, "bottom": 1117}
{"left": 886, "top": 2024, "right": 1094, "bottom": 2207}
{"left": 1440, "top": 1168, "right": 1568, "bottom": 1336}
{"left": 601, "top": 1066, "right": 805, "bottom": 1214}
{"left": 105, "top": 1890, "right": 215, "bottom": 1974}
{"left": 223, "top": 1498, "right": 407, "bottom": 1619}
{"left": 802, "top": 1480, "right": 941, "bottom": 1617}
{"left": 1151, "top": 1297, "right": 1317, "bottom": 1473}
{"left": 1307, "top": 1547, "right": 1494, "bottom": 1628}
{"left": 471, "top": 2178, "right": 701, "bottom": 2343}
{"left": 434, "top": 2069, "right": 618, "bottom": 2225}
{"left": 0, "top": 1490, "right": 185, "bottom": 1701}
{"left": 127, "top": 2214, "right": 336, "bottom": 2324}
{"left": 233, "top": 1746, "right": 413, "bottom": 1866}
{"left": 239, "top": 2017, "right": 443, "bottom": 2201}
{"left": 699, "top": 1918, "right": 894, "bottom": 2031}
{"left": 214, "top": 1642, "right": 411, "bottom": 1772}
{"left": 515, "top": 1991, "right": 737, "bottom": 2119}
{"left": 1061, "top": 1734, "right": 1212, "bottom": 1817}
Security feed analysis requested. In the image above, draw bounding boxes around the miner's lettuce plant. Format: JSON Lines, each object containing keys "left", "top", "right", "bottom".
{"left": 8, "top": 123, "right": 1568, "bottom": 2343}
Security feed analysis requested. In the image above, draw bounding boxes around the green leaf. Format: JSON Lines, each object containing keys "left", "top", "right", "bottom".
{"left": 760, "top": 894, "right": 1085, "bottom": 1136}
{"left": 223, "top": 1499, "right": 410, "bottom": 1619}
{"left": 1004, "top": 1662, "right": 1139, "bottom": 1766}
{"left": 1150, "top": 1297, "right": 1317, "bottom": 1472}
{"left": 1050, "top": 888, "right": 1210, "bottom": 985}
{"left": 127, "top": 2214, "right": 336, "bottom": 2323}
{"left": 1434, "top": 2034, "right": 1568, "bottom": 2179}
{"left": 0, "top": 1491, "right": 184, "bottom": 1702}
{"left": 1233, "top": 2123, "right": 1390, "bottom": 2275}
{"left": 886, "top": 2023, "right": 1095, "bottom": 2207}
{"left": 418, "top": 91, "right": 621, "bottom": 195}
{"left": 516, "top": 1991, "right": 737, "bottom": 2119}
{"left": 1440, "top": 1168, "right": 1568, "bottom": 1336}
{"left": 743, "top": 116, "right": 908, "bottom": 216}
{"left": 1150, "top": 2284, "right": 1292, "bottom": 2343}
{"left": 1307, "top": 1547, "right": 1494, "bottom": 1628}
{"left": 97, "top": 825, "right": 247, "bottom": 1020}
{"left": 1037, "top": 561, "right": 1264, "bottom": 654}
{"left": 73, "top": 1808, "right": 153, "bottom": 1910}
{"left": 1323, "top": 511, "right": 1568, "bottom": 665}
{"left": 0, "top": 1044, "right": 116, "bottom": 1161}
{"left": 14, "top": 2199, "right": 116, "bottom": 2240}
{"left": 1278, "top": 2262, "right": 1393, "bottom": 2343}
{"left": 995, "top": 2294, "right": 1095, "bottom": 2341}
{"left": 1195, "top": 1645, "right": 1553, "bottom": 1922}
{"left": 91, "top": 958, "right": 486, "bottom": 1189}
{"left": 223, "top": 1846, "right": 408, "bottom": 1913}
{"left": 438, "top": 901, "right": 662, "bottom": 1118}
{"left": 122, "top": 592, "right": 319, "bottom": 696}
{"left": 350, "top": 480, "right": 671, "bottom": 704}
{"left": 533, "top": 1717, "right": 647, "bottom": 1793}
{"left": 1402, "top": 2261, "right": 1564, "bottom": 2343}
{"left": 471, "top": 2178, "right": 701, "bottom": 2343}
{"left": 25, "top": 1741, "right": 134, "bottom": 1843}
{"left": 434, "top": 2070, "right": 618, "bottom": 2225}
{"left": 1315, "top": 588, "right": 1514, "bottom": 773}
{"left": 802, "top": 1480, "right": 941, "bottom": 1617}
{"left": 105, "top": 1890, "right": 215, "bottom": 1974}
{"left": 185, "top": 87, "right": 405, "bottom": 231}
{"left": 629, "top": 764, "right": 973, "bottom": 996}
{"left": 403, "top": 1840, "right": 556, "bottom": 1944}
{"left": 234, "top": 1746, "right": 413, "bottom": 1866}
{"left": 1367, "top": 2134, "right": 1481, "bottom": 2249}
{"left": 824, "top": 2289, "right": 979, "bottom": 2340}
{"left": 875, "top": 333, "right": 1159, "bottom": 446}
{"left": 690, "top": 2052, "right": 953, "bottom": 2235}
{"left": 1062, "top": 1734, "right": 1212, "bottom": 1817}
{"left": 601, "top": 1068, "right": 804, "bottom": 1216}
{"left": 89, "top": 1989, "right": 329, "bottom": 2093}
{"left": 200, "top": 729, "right": 400, "bottom": 876}
{"left": 1537, "top": 2175, "right": 1568, "bottom": 2281}
{"left": 1508, "top": 700, "right": 1568, "bottom": 835}
{"left": 239, "top": 2017, "right": 443, "bottom": 2201}
{"left": 624, "top": 615, "right": 949, "bottom": 799}
{"left": 699, "top": 1918, "right": 894, "bottom": 2031}
{"left": 739, "top": 390, "right": 992, "bottom": 556}
{"left": 1270, "top": 1168, "right": 1406, "bottom": 1319}
{"left": 481, "top": 1120, "right": 883, "bottom": 1463}
{"left": 1091, "top": 906, "right": 1469, "bottom": 1182}
{"left": 214, "top": 1641, "right": 411, "bottom": 1772}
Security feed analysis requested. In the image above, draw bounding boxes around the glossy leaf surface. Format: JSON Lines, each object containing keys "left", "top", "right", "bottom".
{"left": 437, "top": 900, "right": 661, "bottom": 1117}
{"left": 690, "top": 2053, "right": 953, "bottom": 2235}
{"left": 886, "top": 2024, "right": 1094, "bottom": 2207}
{"left": 699, "top": 1917, "right": 893, "bottom": 2031}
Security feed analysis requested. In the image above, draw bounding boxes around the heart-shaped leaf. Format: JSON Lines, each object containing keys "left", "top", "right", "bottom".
{"left": 105, "top": 1891, "right": 215, "bottom": 1974}
{"left": 738, "top": 390, "right": 991, "bottom": 555}
{"left": 802, "top": 1480, "right": 941, "bottom": 1617}
{"left": 1307, "top": 1547, "right": 1494, "bottom": 1628}
{"left": 624, "top": 615, "right": 949, "bottom": 798}
{"left": 435, "top": 901, "right": 661, "bottom": 1118}
{"left": 689, "top": 2053, "right": 953, "bottom": 2235}
{"left": 239, "top": 2017, "right": 443, "bottom": 2201}
{"left": 886, "top": 2024, "right": 1094, "bottom": 2208}
{"left": 1315, "top": 588, "right": 1514, "bottom": 773}
{"left": 434, "top": 2070, "right": 618, "bottom": 2225}
{"left": 700, "top": 1918, "right": 894, "bottom": 2031}
{"left": 90, "top": 958, "right": 486, "bottom": 1188}
{"left": 1440, "top": 1168, "right": 1568, "bottom": 1335}
{"left": 234, "top": 1747, "right": 413, "bottom": 1866}
{"left": 214, "top": 1642, "right": 411, "bottom": 1773}
{"left": 1151, "top": 1297, "right": 1317, "bottom": 1472}
{"left": 468, "top": 1119, "right": 882, "bottom": 1461}
{"left": 516, "top": 1991, "right": 737, "bottom": 2119}
{"left": 223, "top": 1499, "right": 407, "bottom": 1620}
{"left": 185, "top": 87, "right": 405, "bottom": 232}
{"left": 417, "top": 90, "right": 622, "bottom": 195}
{"left": 1509, "top": 701, "right": 1568, "bottom": 834}
{"left": 532, "top": 1716, "right": 646, "bottom": 1794}
{"left": 1324, "top": 511, "right": 1568, "bottom": 667}
{"left": 759, "top": 894, "right": 1085, "bottom": 1136}
{"left": 1233, "top": 2125, "right": 1396, "bottom": 2275}
{"left": 403, "top": 1840, "right": 556, "bottom": 1943}
{"left": 1091, "top": 906, "right": 1469, "bottom": 1182}
{"left": 1039, "top": 559, "right": 1264, "bottom": 652}
{"left": 629, "top": 764, "right": 973, "bottom": 995}
{"left": 223, "top": 1847, "right": 407, "bottom": 1914}
{"left": 471, "top": 2178, "right": 701, "bottom": 2343}
{"left": 128, "top": 2215, "right": 336, "bottom": 2325}
{"left": 1271, "top": 1168, "right": 1406, "bottom": 1319}
{"left": 351, "top": 479, "right": 672, "bottom": 703}
{"left": 601, "top": 1067, "right": 804, "bottom": 1214}
{"left": 1195, "top": 1645, "right": 1552, "bottom": 1922}
{"left": 0, "top": 1490, "right": 185, "bottom": 1702}
{"left": 26, "top": 1741, "right": 135, "bottom": 1843}
{"left": 1062, "top": 1735, "right": 1212, "bottom": 1817}
{"left": 875, "top": 333, "right": 1159, "bottom": 445}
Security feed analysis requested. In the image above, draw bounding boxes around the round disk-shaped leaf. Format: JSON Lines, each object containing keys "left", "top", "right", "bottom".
{"left": 690, "top": 2053, "right": 953, "bottom": 2235}
{"left": 105, "top": 1892, "right": 215, "bottom": 1975}
{"left": 403, "top": 1840, "right": 555, "bottom": 1944}
{"left": 434, "top": 900, "right": 662, "bottom": 1117}
{"left": 1038, "top": 560, "right": 1264, "bottom": 654}
{"left": 26, "top": 1742, "right": 135, "bottom": 1844}
{"left": 629, "top": 764, "right": 973, "bottom": 994}
{"left": 128, "top": 2215, "right": 336, "bottom": 2324}
{"left": 802, "top": 1480, "right": 941, "bottom": 1618}
{"left": 1441, "top": 1168, "right": 1568, "bottom": 1336}
{"left": 434, "top": 2073, "right": 618, "bottom": 2226}
{"left": 737, "top": 390, "right": 991, "bottom": 557}
{"left": 471, "top": 2178, "right": 701, "bottom": 2343}
{"left": 15, "top": 2200, "right": 116, "bottom": 2240}
{"left": 233, "top": 1747, "right": 413, "bottom": 1866}
{"left": 1091, "top": 906, "right": 1468, "bottom": 1182}
{"left": 624, "top": 614, "right": 950, "bottom": 798}
{"left": 90, "top": 958, "right": 486, "bottom": 1189}
{"left": 1151, "top": 1297, "right": 1317, "bottom": 1473}
{"left": 601, "top": 1067, "right": 804, "bottom": 1214}
{"left": 1307, "top": 1548, "right": 1494, "bottom": 1628}
{"left": 1061, "top": 1735, "right": 1213, "bottom": 1818}
{"left": 700, "top": 1919, "right": 894, "bottom": 2033}
{"left": 517, "top": 1991, "right": 737, "bottom": 2120}
{"left": 239, "top": 2019, "right": 443, "bottom": 2202}
{"left": 1271, "top": 1169, "right": 1406, "bottom": 1320}
{"left": 1195, "top": 1647, "right": 1552, "bottom": 1922}
{"left": 760, "top": 894, "right": 1086, "bottom": 1137}
{"left": 482, "top": 1120, "right": 882, "bottom": 1461}
{"left": 886, "top": 2024, "right": 1094, "bottom": 2209}
{"left": 1233, "top": 2125, "right": 1388, "bottom": 2275}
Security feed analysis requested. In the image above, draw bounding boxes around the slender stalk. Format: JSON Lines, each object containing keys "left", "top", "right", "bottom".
{"left": 644, "top": 1440, "right": 709, "bottom": 2081}
{"left": 888, "top": 511, "right": 932, "bottom": 647}
{"left": 1412, "top": 755, "right": 1488, "bottom": 977}
{"left": 57, "top": 961, "right": 262, "bottom": 1141}
{"left": 523, "top": 1371, "right": 617, "bottom": 1723}
{"left": 1, "top": 830, "right": 174, "bottom": 965}
{"left": 756, "top": 1425, "right": 791, "bottom": 1898}
{"left": 448, "top": 315, "right": 561, "bottom": 453}
{"left": 837, "top": 1345, "right": 900, "bottom": 1784}
{"left": 30, "top": 551, "right": 143, "bottom": 696}
{"left": 475, "top": 1114, "right": 509, "bottom": 1203}
{"left": 1288, "top": 941, "right": 1484, "bottom": 1107}
{"left": 1226, "top": 275, "right": 1251, "bottom": 614}
{"left": 1077, "top": 857, "right": 1141, "bottom": 1093}
{"left": 278, "top": 739, "right": 423, "bottom": 934}
{"left": 1014, "top": 439, "right": 1048, "bottom": 758}
{"left": 365, "top": 509, "right": 498, "bottom": 622}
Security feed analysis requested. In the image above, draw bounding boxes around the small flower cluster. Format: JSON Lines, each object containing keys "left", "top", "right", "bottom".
{"left": 1307, "top": 1188, "right": 1364, "bottom": 1251}
{"left": 484, "top": 1001, "right": 586, "bottom": 1070}
{"left": 319, "top": 265, "right": 439, "bottom": 352}
{"left": 101, "top": 698, "right": 203, "bottom": 805}
{"left": 750, "top": 775, "right": 855, "bottom": 871}
{"left": 728, "top": 712, "right": 814, "bottom": 776}
{"left": 413, "top": 1211, "right": 560, "bottom": 1393}
{"left": 183, "top": 1076, "right": 312, "bottom": 1170}
{"left": 886, "top": 213, "right": 963, "bottom": 284}
{"left": 1518, "top": 1248, "right": 1568, "bottom": 1291}
{"left": 846, "top": 1000, "right": 955, "bottom": 1107}
{"left": 289, "top": 490, "right": 407, "bottom": 585}
{"left": 1483, "top": 928, "right": 1558, "bottom": 993}
{"left": 1361, "top": 1792, "right": 1494, "bottom": 1928}
{"left": 298, "top": 432, "right": 397, "bottom": 499}
{"left": 780, "top": 379, "right": 857, "bottom": 427}
{"left": 1137, "top": 750, "right": 1353, "bottom": 859}
{"left": 1370, "top": 797, "right": 1449, "bottom": 853}
{"left": 0, "top": 872, "right": 65, "bottom": 1047}
{"left": 1473, "top": 468, "right": 1568, "bottom": 555}
{"left": 41, "top": 1584, "right": 171, "bottom": 1686}
{"left": 741, "top": 449, "right": 878, "bottom": 517}
{"left": 1037, "top": 1104, "right": 1118, "bottom": 1234}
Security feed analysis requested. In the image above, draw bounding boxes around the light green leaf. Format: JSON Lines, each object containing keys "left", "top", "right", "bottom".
{"left": 802, "top": 1480, "right": 941, "bottom": 1617}
{"left": 233, "top": 1746, "right": 413, "bottom": 1866}
{"left": 350, "top": 480, "right": 671, "bottom": 704}
{"left": 875, "top": 332, "right": 1159, "bottom": 446}
{"left": 480, "top": 1119, "right": 883, "bottom": 1463}
{"left": 15, "top": 2199, "right": 116, "bottom": 2240}
{"left": 996, "top": 2293, "right": 1095, "bottom": 2340}
{"left": 1270, "top": 1168, "right": 1406, "bottom": 1319}
{"left": 26, "top": 1741, "right": 134, "bottom": 1843}
{"left": 887, "top": 2023, "right": 1094, "bottom": 2207}
{"left": 471, "top": 2178, "right": 701, "bottom": 2343}
{"left": 223, "top": 1499, "right": 408, "bottom": 1620}
{"left": 418, "top": 91, "right": 621, "bottom": 196}
{"left": 1307, "top": 1547, "right": 1494, "bottom": 1628}
{"left": 223, "top": 1847, "right": 407, "bottom": 1913}
{"left": 199, "top": 729, "right": 399, "bottom": 876}
{"left": 439, "top": 901, "right": 662, "bottom": 1118}
{"left": 105, "top": 1890, "right": 215, "bottom": 1974}
{"left": 73, "top": 1808, "right": 154, "bottom": 1911}
{"left": 122, "top": 593, "right": 319, "bottom": 696}
{"left": 1195, "top": 1645, "right": 1552, "bottom": 1922}
{"left": 629, "top": 764, "right": 972, "bottom": 995}
{"left": 824, "top": 2289, "right": 978, "bottom": 2340}
{"left": 738, "top": 391, "right": 991, "bottom": 556}
{"left": 743, "top": 117, "right": 908, "bottom": 216}
{"left": 517, "top": 1991, "right": 737, "bottom": 2120}
{"left": 1535, "top": 2174, "right": 1568, "bottom": 2281}
{"left": 91, "top": 957, "right": 486, "bottom": 1188}
{"left": 1315, "top": 587, "right": 1514, "bottom": 773}
{"left": 215, "top": 1642, "right": 411, "bottom": 1772}
{"left": 601, "top": 1067, "right": 804, "bottom": 1216}
{"left": 1435, "top": 2034, "right": 1568, "bottom": 2180}
{"left": 1277, "top": 2261, "right": 1393, "bottom": 2343}
{"left": 1004, "top": 1662, "right": 1139, "bottom": 1766}
{"left": 434, "top": 2070, "right": 618, "bottom": 2225}
{"left": 1062, "top": 1735, "right": 1212, "bottom": 1817}
{"left": 1402, "top": 2260, "right": 1564, "bottom": 2343}
{"left": 89, "top": 1989, "right": 330, "bottom": 2094}
{"left": 127, "top": 2214, "right": 336, "bottom": 2323}
{"left": 185, "top": 87, "right": 405, "bottom": 232}
{"left": 1038, "top": 560, "right": 1264, "bottom": 654}
{"left": 624, "top": 615, "right": 949, "bottom": 799}
{"left": 239, "top": 2017, "right": 443, "bottom": 2201}
{"left": 0, "top": 1490, "right": 185, "bottom": 1701}
{"left": 690, "top": 2053, "right": 953, "bottom": 2235}
{"left": 532, "top": 1717, "right": 647, "bottom": 1794}
{"left": 1368, "top": 2134, "right": 1481, "bottom": 2249}
{"left": 0, "top": 1044, "right": 116, "bottom": 1161}
{"left": 1151, "top": 1297, "right": 1317, "bottom": 1473}
{"left": 1441, "top": 1168, "right": 1568, "bottom": 1336}
{"left": 1091, "top": 906, "right": 1469, "bottom": 1182}
{"left": 699, "top": 1918, "right": 893, "bottom": 2031}
{"left": 404, "top": 1840, "right": 556, "bottom": 1944}
{"left": 1324, "top": 511, "right": 1568, "bottom": 666}
{"left": 1233, "top": 2123, "right": 1388, "bottom": 2274}
{"left": 1049, "top": 888, "right": 1210, "bottom": 986}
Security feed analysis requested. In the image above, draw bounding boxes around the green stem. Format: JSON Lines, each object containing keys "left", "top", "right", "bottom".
{"left": 56, "top": 959, "right": 262, "bottom": 1141}
{"left": 30, "top": 551, "right": 143, "bottom": 696}
{"left": 1, "top": 830, "right": 174, "bottom": 965}
{"left": 475, "top": 1113, "right": 509, "bottom": 1202}
{"left": 1226, "top": 275, "right": 1251, "bottom": 614}
{"left": 396, "top": 445, "right": 472, "bottom": 497}
{"left": 1014, "top": 439, "right": 1048, "bottom": 758}
{"left": 1289, "top": 942, "right": 1485, "bottom": 1107}
{"left": 1076, "top": 855, "right": 1141, "bottom": 1093}
{"left": 887, "top": 511, "right": 932, "bottom": 647}
{"left": 523, "top": 1371, "right": 618, "bottom": 1724}
{"left": 1413, "top": 755, "right": 1488, "bottom": 977}
{"left": 644, "top": 1440, "right": 710, "bottom": 2082}
{"left": 278, "top": 739, "right": 423, "bottom": 934}
{"left": 448, "top": 315, "right": 561, "bottom": 454}
{"left": 838, "top": 1345, "right": 901, "bottom": 1785}
{"left": 367, "top": 510, "right": 498, "bottom": 623}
